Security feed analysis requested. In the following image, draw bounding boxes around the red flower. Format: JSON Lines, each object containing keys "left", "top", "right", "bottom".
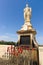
{"left": 32, "top": 48, "right": 34, "bottom": 50}
{"left": 27, "top": 48, "right": 30, "bottom": 50}
{"left": 18, "top": 47, "right": 23, "bottom": 54}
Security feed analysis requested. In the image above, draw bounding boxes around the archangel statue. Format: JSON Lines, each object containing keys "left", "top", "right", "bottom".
{"left": 24, "top": 4, "right": 32, "bottom": 22}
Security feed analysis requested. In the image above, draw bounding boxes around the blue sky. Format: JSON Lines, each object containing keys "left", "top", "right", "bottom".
{"left": 0, "top": 0, "right": 43, "bottom": 45}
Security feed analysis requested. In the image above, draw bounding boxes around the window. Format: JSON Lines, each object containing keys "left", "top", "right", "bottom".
{"left": 20, "top": 35, "right": 30, "bottom": 45}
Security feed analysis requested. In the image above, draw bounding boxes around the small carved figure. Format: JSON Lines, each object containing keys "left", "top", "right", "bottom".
{"left": 24, "top": 4, "right": 32, "bottom": 22}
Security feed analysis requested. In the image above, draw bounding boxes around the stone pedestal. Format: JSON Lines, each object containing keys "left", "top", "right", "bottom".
{"left": 17, "top": 4, "right": 39, "bottom": 65}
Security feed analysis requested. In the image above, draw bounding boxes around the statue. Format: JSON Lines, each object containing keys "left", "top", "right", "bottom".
{"left": 24, "top": 4, "right": 32, "bottom": 22}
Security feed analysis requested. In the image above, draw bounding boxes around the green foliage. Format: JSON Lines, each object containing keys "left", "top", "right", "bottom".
{"left": 0, "top": 41, "right": 16, "bottom": 45}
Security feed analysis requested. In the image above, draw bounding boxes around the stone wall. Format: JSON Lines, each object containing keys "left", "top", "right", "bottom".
{"left": 39, "top": 46, "right": 43, "bottom": 65}
{"left": 0, "top": 45, "right": 14, "bottom": 59}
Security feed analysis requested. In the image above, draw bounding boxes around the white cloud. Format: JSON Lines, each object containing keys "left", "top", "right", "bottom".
{"left": 0, "top": 33, "right": 18, "bottom": 42}
{"left": 0, "top": 35, "right": 9, "bottom": 39}
{"left": 5, "top": 33, "right": 17, "bottom": 37}
{"left": 36, "top": 36, "right": 43, "bottom": 44}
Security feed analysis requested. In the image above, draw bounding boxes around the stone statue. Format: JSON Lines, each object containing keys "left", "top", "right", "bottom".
{"left": 24, "top": 4, "right": 32, "bottom": 22}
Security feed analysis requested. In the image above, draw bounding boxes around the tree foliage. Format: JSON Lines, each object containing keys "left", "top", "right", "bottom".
{"left": 0, "top": 41, "right": 16, "bottom": 45}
